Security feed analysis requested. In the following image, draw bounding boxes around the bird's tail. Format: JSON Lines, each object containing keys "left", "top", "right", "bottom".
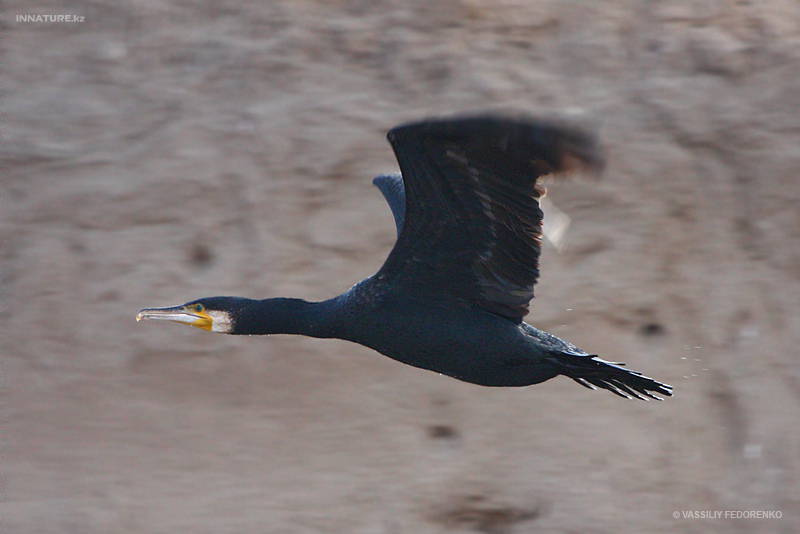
{"left": 552, "top": 352, "right": 673, "bottom": 400}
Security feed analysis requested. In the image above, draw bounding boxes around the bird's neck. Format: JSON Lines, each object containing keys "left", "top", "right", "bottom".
{"left": 231, "top": 297, "right": 342, "bottom": 338}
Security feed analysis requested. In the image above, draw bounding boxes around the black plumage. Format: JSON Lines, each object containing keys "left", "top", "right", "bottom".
{"left": 138, "top": 114, "right": 672, "bottom": 400}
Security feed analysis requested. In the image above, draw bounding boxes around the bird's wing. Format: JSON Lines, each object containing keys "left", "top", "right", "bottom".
{"left": 376, "top": 114, "right": 604, "bottom": 321}
{"left": 372, "top": 173, "right": 406, "bottom": 237}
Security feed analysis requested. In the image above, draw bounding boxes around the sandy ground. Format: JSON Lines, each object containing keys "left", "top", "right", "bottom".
{"left": 5, "top": 1, "right": 800, "bottom": 533}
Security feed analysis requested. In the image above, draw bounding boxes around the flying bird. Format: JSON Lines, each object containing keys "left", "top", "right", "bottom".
{"left": 138, "top": 114, "right": 672, "bottom": 400}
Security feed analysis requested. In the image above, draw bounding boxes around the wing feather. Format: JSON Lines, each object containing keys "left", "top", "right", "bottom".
{"left": 372, "top": 173, "right": 406, "bottom": 237}
{"left": 377, "top": 114, "right": 603, "bottom": 321}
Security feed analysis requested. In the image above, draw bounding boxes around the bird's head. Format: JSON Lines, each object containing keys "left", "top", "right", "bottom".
{"left": 137, "top": 297, "right": 238, "bottom": 333}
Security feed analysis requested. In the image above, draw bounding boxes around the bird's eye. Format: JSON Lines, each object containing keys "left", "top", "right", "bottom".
{"left": 193, "top": 303, "right": 204, "bottom": 312}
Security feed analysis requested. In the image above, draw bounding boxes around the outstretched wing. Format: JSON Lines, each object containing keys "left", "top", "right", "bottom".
{"left": 376, "top": 114, "right": 604, "bottom": 321}
{"left": 373, "top": 173, "right": 406, "bottom": 237}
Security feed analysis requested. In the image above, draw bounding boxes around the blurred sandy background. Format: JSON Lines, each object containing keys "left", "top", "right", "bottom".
{"left": 4, "top": 1, "right": 800, "bottom": 533}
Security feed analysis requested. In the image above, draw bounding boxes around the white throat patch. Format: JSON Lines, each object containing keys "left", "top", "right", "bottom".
{"left": 207, "top": 310, "right": 234, "bottom": 333}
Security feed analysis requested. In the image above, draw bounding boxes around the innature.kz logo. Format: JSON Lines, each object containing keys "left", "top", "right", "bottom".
{"left": 16, "top": 15, "right": 86, "bottom": 23}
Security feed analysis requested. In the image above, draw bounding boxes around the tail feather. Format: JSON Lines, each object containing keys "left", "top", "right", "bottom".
{"left": 555, "top": 353, "right": 672, "bottom": 401}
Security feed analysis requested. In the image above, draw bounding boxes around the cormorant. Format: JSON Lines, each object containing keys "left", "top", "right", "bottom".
{"left": 138, "top": 114, "right": 672, "bottom": 400}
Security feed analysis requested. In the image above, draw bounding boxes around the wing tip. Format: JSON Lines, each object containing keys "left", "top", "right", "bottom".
{"left": 557, "top": 134, "right": 606, "bottom": 178}
{"left": 387, "top": 111, "right": 606, "bottom": 179}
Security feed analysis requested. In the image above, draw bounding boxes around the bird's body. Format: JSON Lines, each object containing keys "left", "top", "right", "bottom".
{"left": 333, "top": 280, "right": 559, "bottom": 387}
{"left": 139, "top": 113, "right": 672, "bottom": 400}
